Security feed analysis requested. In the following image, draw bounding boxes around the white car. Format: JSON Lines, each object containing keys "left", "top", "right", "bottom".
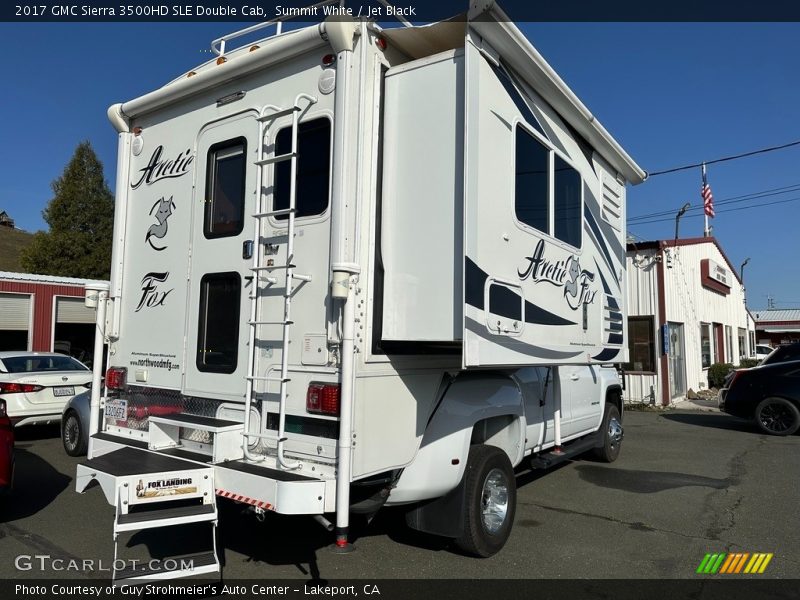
{"left": 754, "top": 345, "right": 775, "bottom": 361}
{"left": 0, "top": 352, "right": 92, "bottom": 427}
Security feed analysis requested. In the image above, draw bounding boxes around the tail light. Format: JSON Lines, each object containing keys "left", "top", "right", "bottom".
{"left": 306, "top": 383, "right": 340, "bottom": 417}
{"left": 729, "top": 369, "right": 747, "bottom": 388}
{"left": 105, "top": 367, "right": 127, "bottom": 391}
{"left": 0, "top": 382, "right": 44, "bottom": 394}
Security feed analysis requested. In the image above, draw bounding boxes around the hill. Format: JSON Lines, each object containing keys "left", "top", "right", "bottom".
{"left": 0, "top": 226, "right": 35, "bottom": 272}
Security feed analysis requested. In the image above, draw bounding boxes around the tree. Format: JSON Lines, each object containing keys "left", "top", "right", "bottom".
{"left": 21, "top": 141, "right": 114, "bottom": 279}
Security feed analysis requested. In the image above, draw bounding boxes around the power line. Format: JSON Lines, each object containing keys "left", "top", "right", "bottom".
{"left": 630, "top": 195, "right": 800, "bottom": 226}
{"left": 645, "top": 139, "right": 800, "bottom": 178}
{"left": 629, "top": 182, "right": 800, "bottom": 223}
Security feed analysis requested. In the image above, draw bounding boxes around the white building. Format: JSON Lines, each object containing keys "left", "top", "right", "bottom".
{"left": 624, "top": 237, "right": 755, "bottom": 406}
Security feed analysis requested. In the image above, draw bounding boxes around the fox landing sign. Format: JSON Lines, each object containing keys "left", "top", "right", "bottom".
{"left": 518, "top": 239, "right": 597, "bottom": 311}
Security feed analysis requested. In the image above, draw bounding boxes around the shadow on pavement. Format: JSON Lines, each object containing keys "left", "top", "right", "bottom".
{"left": 1, "top": 446, "right": 71, "bottom": 523}
{"left": 574, "top": 464, "right": 736, "bottom": 493}
{"left": 661, "top": 412, "right": 759, "bottom": 434}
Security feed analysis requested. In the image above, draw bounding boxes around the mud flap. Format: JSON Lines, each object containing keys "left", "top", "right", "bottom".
{"left": 405, "top": 469, "right": 468, "bottom": 538}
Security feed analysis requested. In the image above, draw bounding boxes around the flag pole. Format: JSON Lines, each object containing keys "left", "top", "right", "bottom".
{"left": 702, "top": 162, "right": 710, "bottom": 237}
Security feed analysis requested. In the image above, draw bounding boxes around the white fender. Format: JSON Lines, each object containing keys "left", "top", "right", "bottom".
{"left": 387, "top": 373, "right": 525, "bottom": 504}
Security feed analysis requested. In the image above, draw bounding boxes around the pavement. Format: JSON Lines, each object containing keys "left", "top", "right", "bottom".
{"left": 1, "top": 409, "right": 799, "bottom": 581}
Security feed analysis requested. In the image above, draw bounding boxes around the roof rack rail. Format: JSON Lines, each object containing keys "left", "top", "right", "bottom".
{"left": 211, "top": 0, "right": 413, "bottom": 56}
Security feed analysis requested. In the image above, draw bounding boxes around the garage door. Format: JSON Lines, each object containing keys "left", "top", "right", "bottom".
{"left": 0, "top": 292, "right": 32, "bottom": 330}
{"left": 55, "top": 297, "right": 95, "bottom": 324}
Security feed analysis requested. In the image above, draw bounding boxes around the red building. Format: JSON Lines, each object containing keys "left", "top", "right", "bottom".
{"left": 753, "top": 309, "right": 800, "bottom": 347}
{"left": 0, "top": 271, "right": 107, "bottom": 362}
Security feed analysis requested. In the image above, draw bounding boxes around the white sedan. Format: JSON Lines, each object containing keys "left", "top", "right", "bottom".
{"left": 0, "top": 352, "right": 92, "bottom": 427}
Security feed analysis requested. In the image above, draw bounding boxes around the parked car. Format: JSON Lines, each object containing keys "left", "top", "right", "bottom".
{"left": 754, "top": 344, "right": 775, "bottom": 361}
{"left": 61, "top": 390, "right": 93, "bottom": 457}
{"left": 720, "top": 358, "right": 800, "bottom": 436}
{"left": 0, "top": 400, "right": 13, "bottom": 495}
{"left": 0, "top": 352, "right": 92, "bottom": 427}
{"left": 760, "top": 342, "right": 800, "bottom": 366}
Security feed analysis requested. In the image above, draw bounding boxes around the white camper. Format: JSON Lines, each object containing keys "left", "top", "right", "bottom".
{"left": 77, "top": 1, "right": 645, "bottom": 581}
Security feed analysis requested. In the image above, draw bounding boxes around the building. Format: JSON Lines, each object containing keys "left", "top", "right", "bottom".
{"left": 624, "top": 237, "right": 754, "bottom": 406}
{"left": 0, "top": 271, "right": 107, "bottom": 364}
{"left": 753, "top": 309, "right": 800, "bottom": 347}
{"left": 0, "top": 211, "right": 14, "bottom": 228}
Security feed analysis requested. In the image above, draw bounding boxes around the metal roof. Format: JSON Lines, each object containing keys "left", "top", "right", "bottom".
{"left": 0, "top": 271, "right": 108, "bottom": 287}
{"left": 753, "top": 309, "right": 800, "bottom": 323}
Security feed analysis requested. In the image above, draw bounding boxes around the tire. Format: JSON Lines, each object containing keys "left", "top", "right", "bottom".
{"left": 592, "top": 403, "right": 623, "bottom": 462}
{"left": 454, "top": 444, "right": 517, "bottom": 558}
{"left": 62, "top": 410, "right": 87, "bottom": 456}
{"left": 754, "top": 397, "right": 800, "bottom": 436}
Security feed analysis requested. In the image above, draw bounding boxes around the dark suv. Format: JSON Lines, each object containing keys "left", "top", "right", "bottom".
{"left": 719, "top": 342, "right": 800, "bottom": 436}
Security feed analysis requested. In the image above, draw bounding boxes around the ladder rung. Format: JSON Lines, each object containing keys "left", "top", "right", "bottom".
{"left": 252, "top": 264, "right": 295, "bottom": 271}
{"left": 247, "top": 376, "right": 291, "bottom": 383}
{"left": 257, "top": 106, "right": 301, "bottom": 121}
{"left": 253, "top": 208, "right": 295, "bottom": 219}
{"left": 291, "top": 273, "right": 312, "bottom": 282}
{"left": 255, "top": 152, "right": 296, "bottom": 167}
{"left": 249, "top": 320, "right": 293, "bottom": 325}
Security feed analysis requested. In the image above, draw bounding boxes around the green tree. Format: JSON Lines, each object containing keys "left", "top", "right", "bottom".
{"left": 21, "top": 141, "right": 114, "bottom": 279}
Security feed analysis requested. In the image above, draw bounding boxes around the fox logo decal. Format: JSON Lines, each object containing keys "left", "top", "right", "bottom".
{"left": 145, "top": 197, "right": 175, "bottom": 251}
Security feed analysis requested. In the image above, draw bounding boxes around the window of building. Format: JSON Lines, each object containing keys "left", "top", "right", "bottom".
{"left": 701, "top": 323, "right": 711, "bottom": 368}
{"left": 204, "top": 138, "right": 247, "bottom": 238}
{"left": 725, "top": 325, "right": 733, "bottom": 364}
{"left": 196, "top": 272, "right": 241, "bottom": 373}
{"left": 624, "top": 316, "right": 656, "bottom": 373}
{"left": 514, "top": 125, "right": 549, "bottom": 233}
{"left": 553, "top": 155, "right": 582, "bottom": 247}
{"left": 737, "top": 328, "right": 746, "bottom": 361}
{"left": 274, "top": 118, "right": 331, "bottom": 220}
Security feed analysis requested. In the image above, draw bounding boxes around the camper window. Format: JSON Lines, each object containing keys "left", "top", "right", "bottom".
{"left": 273, "top": 118, "right": 331, "bottom": 220}
{"left": 204, "top": 138, "right": 247, "bottom": 238}
{"left": 514, "top": 124, "right": 549, "bottom": 234}
{"left": 553, "top": 155, "right": 582, "bottom": 248}
{"left": 196, "top": 272, "right": 241, "bottom": 373}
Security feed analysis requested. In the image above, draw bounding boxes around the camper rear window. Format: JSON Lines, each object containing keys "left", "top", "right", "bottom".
{"left": 196, "top": 272, "right": 241, "bottom": 373}
{"left": 514, "top": 125, "right": 583, "bottom": 249}
{"left": 204, "top": 139, "right": 247, "bottom": 238}
{"left": 273, "top": 118, "right": 331, "bottom": 220}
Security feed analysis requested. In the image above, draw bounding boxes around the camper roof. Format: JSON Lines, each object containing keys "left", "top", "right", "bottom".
{"left": 108, "top": 2, "right": 644, "bottom": 184}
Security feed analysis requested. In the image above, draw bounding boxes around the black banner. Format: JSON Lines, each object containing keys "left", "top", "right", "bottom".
{"left": 3, "top": 0, "right": 800, "bottom": 22}
{"left": 6, "top": 579, "right": 800, "bottom": 600}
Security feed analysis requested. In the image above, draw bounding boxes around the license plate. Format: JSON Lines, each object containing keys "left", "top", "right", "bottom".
{"left": 53, "top": 386, "right": 75, "bottom": 397}
{"left": 104, "top": 399, "right": 128, "bottom": 421}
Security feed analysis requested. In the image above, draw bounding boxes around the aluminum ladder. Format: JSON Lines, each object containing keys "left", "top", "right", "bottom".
{"left": 242, "top": 93, "right": 318, "bottom": 470}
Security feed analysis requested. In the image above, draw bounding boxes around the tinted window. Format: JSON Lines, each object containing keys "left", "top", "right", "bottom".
{"left": 1, "top": 355, "right": 89, "bottom": 373}
{"left": 554, "top": 155, "right": 582, "bottom": 247}
{"left": 763, "top": 344, "right": 800, "bottom": 365}
{"left": 623, "top": 316, "right": 655, "bottom": 373}
{"left": 196, "top": 273, "right": 241, "bottom": 373}
{"left": 274, "top": 118, "right": 331, "bottom": 219}
{"left": 515, "top": 125, "right": 549, "bottom": 233}
{"left": 204, "top": 139, "right": 247, "bottom": 238}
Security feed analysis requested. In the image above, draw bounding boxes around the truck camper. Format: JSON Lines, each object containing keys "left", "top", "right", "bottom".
{"left": 76, "top": 0, "right": 645, "bottom": 581}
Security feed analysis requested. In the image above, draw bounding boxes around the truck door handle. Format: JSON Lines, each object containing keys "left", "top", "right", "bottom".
{"left": 570, "top": 374, "right": 580, "bottom": 381}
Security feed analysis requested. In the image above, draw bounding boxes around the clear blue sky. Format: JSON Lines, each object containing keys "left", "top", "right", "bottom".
{"left": 2, "top": 21, "right": 799, "bottom": 310}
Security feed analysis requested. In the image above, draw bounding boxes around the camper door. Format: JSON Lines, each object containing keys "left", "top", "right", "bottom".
{"left": 184, "top": 112, "right": 258, "bottom": 401}
{"left": 462, "top": 36, "right": 624, "bottom": 368}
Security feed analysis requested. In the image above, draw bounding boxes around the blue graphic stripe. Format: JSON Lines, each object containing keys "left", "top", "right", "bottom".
{"left": 584, "top": 206, "right": 616, "bottom": 274}
{"left": 607, "top": 322, "right": 623, "bottom": 332}
{"left": 593, "top": 348, "right": 621, "bottom": 362}
{"left": 608, "top": 333, "right": 624, "bottom": 345}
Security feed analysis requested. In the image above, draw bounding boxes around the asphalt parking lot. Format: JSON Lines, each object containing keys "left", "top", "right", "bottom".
{"left": 1, "top": 408, "right": 799, "bottom": 581}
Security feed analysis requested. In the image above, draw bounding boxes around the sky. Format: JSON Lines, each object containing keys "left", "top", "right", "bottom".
{"left": 1, "top": 21, "right": 799, "bottom": 311}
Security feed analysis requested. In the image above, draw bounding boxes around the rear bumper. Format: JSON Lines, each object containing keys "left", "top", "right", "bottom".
{"left": 86, "top": 433, "right": 335, "bottom": 514}
{"left": 11, "top": 413, "right": 62, "bottom": 428}
{"left": 718, "top": 388, "right": 728, "bottom": 411}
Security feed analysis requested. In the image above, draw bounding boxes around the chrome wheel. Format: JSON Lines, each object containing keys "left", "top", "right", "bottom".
{"left": 608, "top": 416, "right": 624, "bottom": 449}
{"left": 63, "top": 415, "right": 80, "bottom": 452}
{"left": 481, "top": 468, "right": 509, "bottom": 535}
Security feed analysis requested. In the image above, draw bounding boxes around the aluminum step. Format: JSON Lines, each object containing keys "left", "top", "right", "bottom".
{"left": 148, "top": 413, "right": 244, "bottom": 434}
{"left": 115, "top": 503, "right": 216, "bottom": 532}
{"left": 114, "top": 551, "right": 218, "bottom": 583}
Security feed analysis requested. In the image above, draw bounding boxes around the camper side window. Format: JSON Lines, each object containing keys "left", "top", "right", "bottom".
{"left": 273, "top": 118, "right": 331, "bottom": 220}
{"left": 196, "top": 272, "right": 241, "bottom": 373}
{"left": 515, "top": 125, "right": 583, "bottom": 249}
{"left": 204, "top": 139, "right": 247, "bottom": 239}
{"left": 554, "top": 155, "right": 582, "bottom": 248}
{"left": 514, "top": 125, "right": 549, "bottom": 233}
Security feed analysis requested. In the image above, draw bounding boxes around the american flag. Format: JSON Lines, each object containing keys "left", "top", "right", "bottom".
{"left": 701, "top": 167, "right": 715, "bottom": 218}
